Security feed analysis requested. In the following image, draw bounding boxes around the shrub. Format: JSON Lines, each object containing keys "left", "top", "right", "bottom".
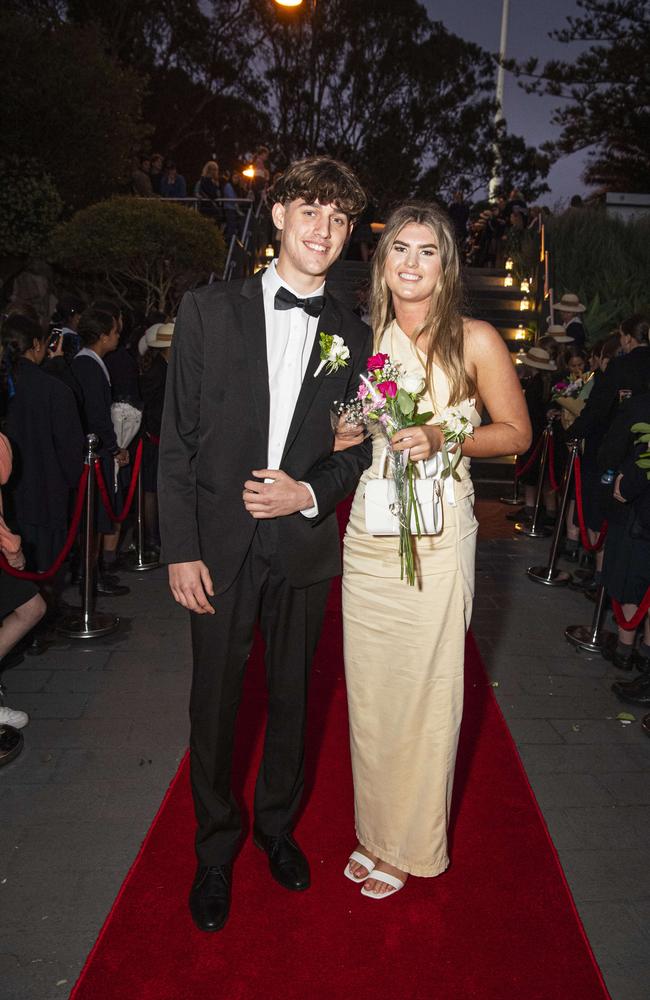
{"left": 50, "top": 197, "right": 226, "bottom": 314}
{"left": 546, "top": 209, "right": 650, "bottom": 340}
{"left": 0, "top": 158, "right": 63, "bottom": 258}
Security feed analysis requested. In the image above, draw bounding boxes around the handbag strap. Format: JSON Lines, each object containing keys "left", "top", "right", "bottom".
{"left": 378, "top": 445, "right": 439, "bottom": 482}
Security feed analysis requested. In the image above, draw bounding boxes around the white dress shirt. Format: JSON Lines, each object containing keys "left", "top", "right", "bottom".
{"left": 261, "top": 260, "right": 323, "bottom": 517}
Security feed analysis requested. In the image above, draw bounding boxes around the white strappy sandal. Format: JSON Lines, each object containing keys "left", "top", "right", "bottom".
{"left": 360, "top": 870, "right": 405, "bottom": 899}
{"left": 344, "top": 850, "right": 377, "bottom": 884}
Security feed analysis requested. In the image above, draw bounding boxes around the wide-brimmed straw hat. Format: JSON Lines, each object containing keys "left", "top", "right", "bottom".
{"left": 138, "top": 321, "right": 175, "bottom": 356}
{"left": 556, "top": 293, "right": 586, "bottom": 314}
{"left": 521, "top": 346, "right": 557, "bottom": 371}
{"left": 547, "top": 323, "right": 574, "bottom": 343}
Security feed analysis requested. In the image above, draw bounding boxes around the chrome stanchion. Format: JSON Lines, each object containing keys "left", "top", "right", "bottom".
{"left": 0, "top": 724, "right": 23, "bottom": 766}
{"left": 527, "top": 439, "right": 579, "bottom": 585}
{"left": 514, "top": 423, "right": 552, "bottom": 538}
{"left": 500, "top": 456, "right": 521, "bottom": 505}
{"left": 58, "top": 434, "right": 120, "bottom": 639}
{"left": 565, "top": 584, "right": 614, "bottom": 653}
{"left": 126, "top": 465, "right": 160, "bottom": 572}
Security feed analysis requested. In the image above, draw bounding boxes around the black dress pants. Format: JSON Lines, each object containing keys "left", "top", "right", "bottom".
{"left": 189, "top": 520, "right": 331, "bottom": 865}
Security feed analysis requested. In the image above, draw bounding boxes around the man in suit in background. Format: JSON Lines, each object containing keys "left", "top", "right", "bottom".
{"left": 159, "top": 157, "right": 372, "bottom": 932}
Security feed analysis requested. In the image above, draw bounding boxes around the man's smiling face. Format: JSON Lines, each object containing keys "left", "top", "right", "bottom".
{"left": 272, "top": 198, "right": 353, "bottom": 290}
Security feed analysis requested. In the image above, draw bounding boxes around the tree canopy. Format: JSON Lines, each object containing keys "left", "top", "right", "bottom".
{"left": 0, "top": 12, "right": 148, "bottom": 212}
{"left": 10, "top": 0, "right": 550, "bottom": 211}
{"left": 507, "top": 0, "right": 650, "bottom": 192}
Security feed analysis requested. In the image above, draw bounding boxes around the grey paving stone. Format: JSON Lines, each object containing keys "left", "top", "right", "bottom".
{"left": 1, "top": 669, "right": 53, "bottom": 693}
{"left": 529, "top": 773, "right": 616, "bottom": 808}
{"left": 2, "top": 820, "right": 142, "bottom": 874}
{"left": 517, "top": 743, "right": 646, "bottom": 776}
{"left": 555, "top": 805, "right": 650, "bottom": 851}
{"left": 51, "top": 747, "right": 182, "bottom": 784}
{"left": 0, "top": 783, "right": 108, "bottom": 825}
{"left": 596, "top": 771, "right": 650, "bottom": 805}
{"left": 43, "top": 670, "right": 107, "bottom": 695}
{"left": 556, "top": 848, "right": 650, "bottom": 903}
{"left": 15, "top": 692, "right": 91, "bottom": 720}
{"left": 0, "top": 746, "right": 62, "bottom": 784}
{"left": 501, "top": 718, "right": 565, "bottom": 744}
{"left": 494, "top": 691, "right": 616, "bottom": 720}
{"left": 577, "top": 901, "right": 650, "bottom": 966}
{"left": 550, "top": 718, "right": 648, "bottom": 745}
{"left": 22, "top": 717, "right": 134, "bottom": 749}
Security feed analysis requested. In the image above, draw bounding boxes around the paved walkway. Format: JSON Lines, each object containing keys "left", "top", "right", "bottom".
{"left": 1, "top": 501, "right": 648, "bottom": 1000}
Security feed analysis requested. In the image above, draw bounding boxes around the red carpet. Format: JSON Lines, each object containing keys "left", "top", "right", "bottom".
{"left": 71, "top": 586, "right": 610, "bottom": 999}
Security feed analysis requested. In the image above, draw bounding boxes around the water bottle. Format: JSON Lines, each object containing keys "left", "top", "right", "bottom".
{"left": 600, "top": 469, "right": 615, "bottom": 485}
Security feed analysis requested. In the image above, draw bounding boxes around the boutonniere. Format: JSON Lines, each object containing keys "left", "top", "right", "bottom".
{"left": 314, "top": 333, "right": 350, "bottom": 378}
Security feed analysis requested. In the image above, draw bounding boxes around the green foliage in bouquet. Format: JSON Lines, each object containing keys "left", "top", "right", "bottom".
{"left": 51, "top": 197, "right": 225, "bottom": 315}
{"left": 632, "top": 423, "right": 650, "bottom": 480}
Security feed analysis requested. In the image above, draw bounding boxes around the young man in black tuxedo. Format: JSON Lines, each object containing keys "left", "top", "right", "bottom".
{"left": 158, "top": 157, "right": 372, "bottom": 931}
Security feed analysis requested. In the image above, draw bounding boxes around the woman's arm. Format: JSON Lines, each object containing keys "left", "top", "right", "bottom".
{"left": 462, "top": 320, "right": 532, "bottom": 458}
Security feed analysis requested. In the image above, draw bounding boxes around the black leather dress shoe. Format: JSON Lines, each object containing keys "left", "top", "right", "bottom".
{"left": 253, "top": 831, "right": 310, "bottom": 891}
{"left": 611, "top": 672, "right": 650, "bottom": 707}
{"left": 188, "top": 863, "right": 232, "bottom": 932}
{"left": 96, "top": 575, "right": 130, "bottom": 596}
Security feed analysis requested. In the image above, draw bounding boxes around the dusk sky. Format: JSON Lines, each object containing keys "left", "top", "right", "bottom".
{"left": 422, "top": 0, "right": 588, "bottom": 204}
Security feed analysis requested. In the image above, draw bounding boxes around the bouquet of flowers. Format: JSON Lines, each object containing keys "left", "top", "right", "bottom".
{"left": 632, "top": 422, "right": 650, "bottom": 480}
{"left": 336, "top": 352, "right": 474, "bottom": 585}
{"left": 552, "top": 377, "right": 584, "bottom": 400}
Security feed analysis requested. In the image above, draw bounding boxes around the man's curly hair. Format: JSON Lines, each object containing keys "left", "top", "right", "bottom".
{"left": 270, "top": 156, "right": 367, "bottom": 221}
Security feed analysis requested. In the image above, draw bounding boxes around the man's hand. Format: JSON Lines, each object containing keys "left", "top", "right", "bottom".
{"left": 115, "top": 448, "right": 130, "bottom": 467}
{"left": 333, "top": 415, "right": 365, "bottom": 453}
{"left": 243, "top": 469, "right": 312, "bottom": 519}
{"left": 168, "top": 560, "right": 215, "bottom": 614}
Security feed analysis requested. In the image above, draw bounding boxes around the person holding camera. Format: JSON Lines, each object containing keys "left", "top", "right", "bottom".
{"left": 1, "top": 314, "right": 84, "bottom": 588}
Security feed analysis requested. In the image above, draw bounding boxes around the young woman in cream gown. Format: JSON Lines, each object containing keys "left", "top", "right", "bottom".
{"left": 339, "top": 202, "right": 531, "bottom": 899}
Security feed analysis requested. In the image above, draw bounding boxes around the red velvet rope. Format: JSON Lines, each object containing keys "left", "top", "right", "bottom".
{"left": 573, "top": 454, "right": 608, "bottom": 553}
{"left": 514, "top": 430, "right": 545, "bottom": 480}
{"left": 94, "top": 439, "right": 143, "bottom": 524}
{"left": 0, "top": 465, "right": 90, "bottom": 581}
{"left": 612, "top": 591, "right": 650, "bottom": 630}
{"left": 547, "top": 429, "right": 559, "bottom": 492}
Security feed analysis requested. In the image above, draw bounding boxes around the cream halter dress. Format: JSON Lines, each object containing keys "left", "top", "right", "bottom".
{"left": 342, "top": 320, "right": 480, "bottom": 877}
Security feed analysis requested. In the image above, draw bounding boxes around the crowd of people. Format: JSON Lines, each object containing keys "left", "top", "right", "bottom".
{"left": 0, "top": 298, "right": 174, "bottom": 730}
{"left": 513, "top": 311, "right": 650, "bottom": 730}
{"left": 131, "top": 146, "right": 276, "bottom": 238}
{"left": 447, "top": 186, "right": 549, "bottom": 267}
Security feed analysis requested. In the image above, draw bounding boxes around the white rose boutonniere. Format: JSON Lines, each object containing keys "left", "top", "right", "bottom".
{"left": 314, "top": 333, "right": 350, "bottom": 378}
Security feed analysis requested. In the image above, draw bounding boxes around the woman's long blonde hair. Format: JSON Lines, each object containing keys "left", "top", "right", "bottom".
{"left": 370, "top": 201, "right": 474, "bottom": 406}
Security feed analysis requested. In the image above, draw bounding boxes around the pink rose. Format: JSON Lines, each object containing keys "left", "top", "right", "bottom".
{"left": 377, "top": 380, "right": 397, "bottom": 398}
{"left": 357, "top": 382, "right": 369, "bottom": 400}
{"left": 367, "top": 352, "right": 389, "bottom": 371}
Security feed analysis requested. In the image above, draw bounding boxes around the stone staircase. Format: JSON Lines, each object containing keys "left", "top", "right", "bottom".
{"left": 464, "top": 267, "right": 534, "bottom": 354}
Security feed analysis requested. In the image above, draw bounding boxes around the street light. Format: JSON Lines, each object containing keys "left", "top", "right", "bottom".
{"left": 273, "top": 0, "right": 304, "bottom": 6}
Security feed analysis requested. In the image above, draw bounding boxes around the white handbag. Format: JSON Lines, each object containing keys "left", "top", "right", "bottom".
{"left": 364, "top": 448, "right": 443, "bottom": 536}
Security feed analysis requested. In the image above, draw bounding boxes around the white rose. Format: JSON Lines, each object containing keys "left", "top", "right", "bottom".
{"left": 401, "top": 374, "right": 425, "bottom": 394}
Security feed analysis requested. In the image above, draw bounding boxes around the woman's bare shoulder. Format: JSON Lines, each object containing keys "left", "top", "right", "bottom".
{"left": 462, "top": 317, "right": 509, "bottom": 359}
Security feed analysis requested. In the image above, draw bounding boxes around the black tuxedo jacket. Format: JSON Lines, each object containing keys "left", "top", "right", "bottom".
{"left": 158, "top": 273, "right": 373, "bottom": 594}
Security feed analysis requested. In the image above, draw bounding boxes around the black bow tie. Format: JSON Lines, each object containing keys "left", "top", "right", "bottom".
{"left": 274, "top": 285, "right": 325, "bottom": 318}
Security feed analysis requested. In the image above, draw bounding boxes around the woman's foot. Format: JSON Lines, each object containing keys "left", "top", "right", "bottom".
{"left": 363, "top": 861, "right": 408, "bottom": 897}
{"left": 347, "top": 843, "right": 379, "bottom": 881}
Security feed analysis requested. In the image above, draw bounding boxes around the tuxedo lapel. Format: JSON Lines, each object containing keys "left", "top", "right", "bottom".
{"left": 239, "top": 275, "right": 270, "bottom": 442}
{"left": 281, "top": 293, "right": 342, "bottom": 463}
